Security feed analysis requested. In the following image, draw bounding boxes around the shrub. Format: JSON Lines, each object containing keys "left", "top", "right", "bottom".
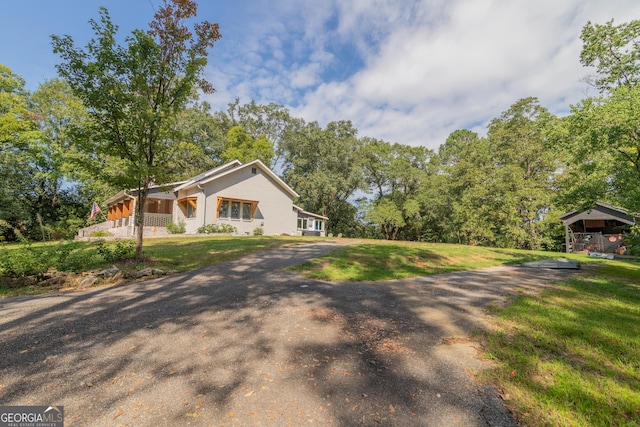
{"left": 197, "top": 223, "right": 236, "bottom": 234}
{"left": 91, "top": 230, "right": 113, "bottom": 237}
{"left": 166, "top": 219, "right": 186, "bottom": 234}
{"left": 95, "top": 240, "right": 135, "bottom": 263}
{"left": 253, "top": 227, "right": 264, "bottom": 236}
{"left": 0, "top": 241, "right": 96, "bottom": 277}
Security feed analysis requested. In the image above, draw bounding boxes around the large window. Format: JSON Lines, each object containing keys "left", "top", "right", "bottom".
{"left": 217, "top": 197, "right": 258, "bottom": 221}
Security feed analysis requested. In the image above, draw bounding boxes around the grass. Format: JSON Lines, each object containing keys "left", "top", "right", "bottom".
{"left": 0, "top": 235, "right": 313, "bottom": 297}
{"left": 477, "top": 258, "right": 640, "bottom": 426}
{"left": 291, "top": 239, "right": 565, "bottom": 281}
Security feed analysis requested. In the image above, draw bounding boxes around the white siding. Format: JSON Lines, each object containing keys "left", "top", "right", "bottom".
{"left": 176, "top": 166, "right": 297, "bottom": 235}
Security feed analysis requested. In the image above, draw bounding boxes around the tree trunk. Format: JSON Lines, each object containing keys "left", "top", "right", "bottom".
{"left": 135, "top": 184, "right": 150, "bottom": 260}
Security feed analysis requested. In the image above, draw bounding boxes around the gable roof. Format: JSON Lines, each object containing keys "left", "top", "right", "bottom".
{"left": 173, "top": 159, "right": 299, "bottom": 199}
{"left": 559, "top": 201, "right": 635, "bottom": 226}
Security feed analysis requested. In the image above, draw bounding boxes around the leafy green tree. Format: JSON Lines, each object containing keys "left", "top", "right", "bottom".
{"left": 168, "top": 102, "right": 225, "bottom": 179}
{"left": 220, "top": 125, "right": 274, "bottom": 165}
{"left": 487, "top": 97, "right": 560, "bottom": 250}
{"left": 282, "top": 120, "right": 364, "bottom": 235}
{"left": 51, "top": 0, "right": 221, "bottom": 258}
{"left": 581, "top": 19, "right": 640, "bottom": 91}
{"left": 28, "top": 78, "right": 99, "bottom": 238}
{"left": 0, "top": 65, "right": 40, "bottom": 238}
{"left": 213, "top": 99, "right": 294, "bottom": 169}
{"left": 571, "top": 19, "right": 640, "bottom": 213}
{"left": 436, "top": 130, "right": 497, "bottom": 245}
{"left": 361, "top": 138, "right": 434, "bottom": 240}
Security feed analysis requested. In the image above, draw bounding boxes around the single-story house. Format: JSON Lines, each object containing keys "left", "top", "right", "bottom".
{"left": 559, "top": 201, "right": 635, "bottom": 253}
{"left": 78, "top": 159, "right": 328, "bottom": 238}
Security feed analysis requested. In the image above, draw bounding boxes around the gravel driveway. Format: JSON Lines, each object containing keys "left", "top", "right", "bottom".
{"left": 0, "top": 242, "right": 578, "bottom": 426}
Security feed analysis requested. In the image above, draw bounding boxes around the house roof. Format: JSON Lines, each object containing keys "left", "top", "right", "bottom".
{"left": 559, "top": 201, "right": 635, "bottom": 226}
{"left": 294, "top": 205, "right": 329, "bottom": 220}
{"left": 174, "top": 159, "right": 300, "bottom": 199}
{"left": 105, "top": 181, "right": 186, "bottom": 205}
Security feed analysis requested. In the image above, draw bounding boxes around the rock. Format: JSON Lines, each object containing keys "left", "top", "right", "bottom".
{"left": 136, "top": 268, "right": 153, "bottom": 278}
{"left": 151, "top": 268, "right": 165, "bottom": 276}
{"left": 97, "top": 265, "right": 120, "bottom": 277}
{"left": 79, "top": 276, "right": 98, "bottom": 288}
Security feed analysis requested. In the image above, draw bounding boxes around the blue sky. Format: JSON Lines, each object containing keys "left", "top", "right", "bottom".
{"left": 2, "top": 0, "right": 639, "bottom": 150}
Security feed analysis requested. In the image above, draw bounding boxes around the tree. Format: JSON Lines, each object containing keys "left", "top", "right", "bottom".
{"left": 361, "top": 138, "right": 434, "bottom": 240}
{"left": 580, "top": 19, "right": 640, "bottom": 92}
{"left": 167, "top": 102, "right": 225, "bottom": 179}
{"left": 51, "top": 0, "right": 221, "bottom": 258}
{"left": 0, "top": 65, "right": 40, "bottom": 238}
{"left": 486, "top": 97, "right": 560, "bottom": 250}
{"left": 213, "top": 99, "right": 294, "bottom": 169}
{"left": 572, "top": 19, "right": 640, "bottom": 213}
{"left": 220, "top": 126, "right": 274, "bottom": 165}
{"left": 282, "top": 120, "right": 364, "bottom": 235}
{"left": 436, "top": 131, "right": 497, "bottom": 245}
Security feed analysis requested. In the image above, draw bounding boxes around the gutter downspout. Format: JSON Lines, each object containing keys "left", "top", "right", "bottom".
{"left": 197, "top": 184, "right": 206, "bottom": 228}
{"left": 124, "top": 190, "right": 137, "bottom": 237}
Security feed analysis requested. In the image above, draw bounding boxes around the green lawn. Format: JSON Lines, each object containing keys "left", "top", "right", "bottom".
{"left": 476, "top": 258, "right": 640, "bottom": 426}
{"left": 291, "top": 239, "right": 569, "bottom": 281}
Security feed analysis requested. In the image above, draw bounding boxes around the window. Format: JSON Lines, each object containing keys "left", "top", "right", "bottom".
{"left": 178, "top": 197, "right": 197, "bottom": 218}
{"left": 251, "top": 167, "right": 257, "bottom": 175}
{"left": 297, "top": 218, "right": 308, "bottom": 230}
{"left": 217, "top": 197, "right": 258, "bottom": 220}
{"left": 242, "top": 203, "right": 251, "bottom": 220}
{"left": 315, "top": 220, "right": 324, "bottom": 231}
{"left": 218, "top": 200, "right": 229, "bottom": 218}
{"left": 231, "top": 201, "right": 240, "bottom": 219}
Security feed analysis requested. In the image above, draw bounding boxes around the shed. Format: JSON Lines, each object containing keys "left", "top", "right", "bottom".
{"left": 559, "top": 202, "right": 635, "bottom": 253}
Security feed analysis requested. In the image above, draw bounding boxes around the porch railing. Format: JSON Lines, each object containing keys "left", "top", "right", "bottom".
{"left": 571, "top": 232, "right": 625, "bottom": 253}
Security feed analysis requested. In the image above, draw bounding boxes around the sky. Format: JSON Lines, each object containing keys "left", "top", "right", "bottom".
{"left": 2, "top": 0, "right": 640, "bottom": 150}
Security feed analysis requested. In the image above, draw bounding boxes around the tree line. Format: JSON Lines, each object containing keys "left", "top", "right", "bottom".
{"left": 1, "top": 8, "right": 639, "bottom": 253}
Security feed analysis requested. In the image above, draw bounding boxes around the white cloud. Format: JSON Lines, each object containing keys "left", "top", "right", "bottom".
{"left": 204, "top": 0, "right": 640, "bottom": 149}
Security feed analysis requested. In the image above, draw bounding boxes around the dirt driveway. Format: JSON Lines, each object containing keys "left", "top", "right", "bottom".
{"left": 0, "top": 242, "right": 578, "bottom": 426}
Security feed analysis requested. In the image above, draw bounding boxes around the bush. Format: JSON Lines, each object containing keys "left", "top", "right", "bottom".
{"left": 95, "top": 240, "right": 135, "bottom": 263}
{"left": 91, "top": 231, "right": 113, "bottom": 237}
{"left": 197, "top": 223, "right": 236, "bottom": 234}
{"left": 624, "top": 226, "right": 640, "bottom": 255}
{"left": 166, "top": 219, "right": 186, "bottom": 234}
{"left": 0, "top": 241, "right": 101, "bottom": 277}
{"left": 253, "top": 227, "right": 264, "bottom": 236}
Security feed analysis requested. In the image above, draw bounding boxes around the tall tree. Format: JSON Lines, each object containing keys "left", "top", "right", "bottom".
{"left": 0, "top": 65, "right": 40, "bottom": 238}
{"left": 571, "top": 19, "right": 640, "bottom": 213}
{"left": 168, "top": 102, "right": 225, "bottom": 179}
{"left": 437, "top": 131, "right": 497, "bottom": 245}
{"left": 282, "top": 120, "right": 364, "bottom": 235}
{"left": 214, "top": 99, "right": 294, "bottom": 169}
{"left": 51, "top": 0, "right": 221, "bottom": 258}
{"left": 487, "top": 97, "right": 560, "bottom": 250}
{"left": 220, "top": 125, "right": 274, "bottom": 165}
{"left": 361, "top": 138, "right": 434, "bottom": 240}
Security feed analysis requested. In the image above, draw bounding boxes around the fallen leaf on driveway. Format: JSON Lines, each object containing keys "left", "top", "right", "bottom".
{"left": 113, "top": 409, "right": 123, "bottom": 420}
